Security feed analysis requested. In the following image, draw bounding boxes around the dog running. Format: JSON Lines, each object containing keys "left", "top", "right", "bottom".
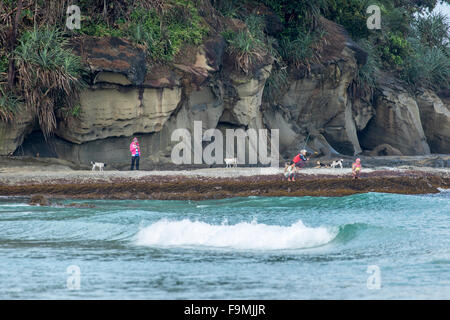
{"left": 224, "top": 158, "right": 238, "bottom": 168}
{"left": 330, "top": 159, "right": 344, "bottom": 169}
{"left": 91, "top": 161, "right": 107, "bottom": 171}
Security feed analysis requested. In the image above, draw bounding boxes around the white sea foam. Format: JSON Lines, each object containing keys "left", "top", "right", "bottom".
{"left": 0, "top": 203, "right": 30, "bottom": 207}
{"left": 437, "top": 188, "right": 450, "bottom": 193}
{"left": 134, "top": 219, "right": 337, "bottom": 250}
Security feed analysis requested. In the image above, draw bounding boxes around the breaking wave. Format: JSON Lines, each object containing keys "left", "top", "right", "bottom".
{"left": 134, "top": 219, "right": 337, "bottom": 250}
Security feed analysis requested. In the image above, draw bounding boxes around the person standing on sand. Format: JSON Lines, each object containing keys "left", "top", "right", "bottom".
{"left": 130, "top": 137, "right": 140, "bottom": 170}
{"left": 352, "top": 158, "right": 361, "bottom": 179}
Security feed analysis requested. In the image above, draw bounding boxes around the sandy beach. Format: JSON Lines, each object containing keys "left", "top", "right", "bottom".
{"left": 0, "top": 165, "right": 449, "bottom": 182}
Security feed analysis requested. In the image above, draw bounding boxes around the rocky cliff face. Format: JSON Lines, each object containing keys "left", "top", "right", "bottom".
{"left": 359, "top": 77, "right": 431, "bottom": 156}
{"left": 1, "top": 8, "right": 449, "bottom": 167}
{"left": 416, "top": 89, "right": 450, "bottom": 154}
{"left": 0, "top": 109, "right": 34, "bottom": 155}
{"left": 263, "top": 43, "right": 365, "bottom": 156}
{"left": 56, "top": 86, "right": 182, "bottom": 143}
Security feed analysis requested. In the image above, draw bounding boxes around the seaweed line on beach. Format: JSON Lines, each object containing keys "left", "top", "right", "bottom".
{"left": 0, "top": 170, "right": 448, "bottom": 201}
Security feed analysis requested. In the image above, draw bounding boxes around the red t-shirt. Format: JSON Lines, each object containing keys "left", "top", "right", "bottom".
{"left": 293, "top": 154, "right": 307, "bottom": 163}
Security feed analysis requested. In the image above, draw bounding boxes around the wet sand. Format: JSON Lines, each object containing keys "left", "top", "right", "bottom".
{"left": 0, "top": 167, "right": 449, "bottom": 200}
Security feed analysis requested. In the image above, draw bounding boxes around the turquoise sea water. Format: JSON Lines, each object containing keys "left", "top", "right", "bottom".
{"left": 0, "top": 191, "right": 449, "bottom": 299}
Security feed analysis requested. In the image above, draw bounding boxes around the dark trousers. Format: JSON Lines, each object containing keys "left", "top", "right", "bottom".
{"left": 294, "top": 160, "right": 305, "bottom": 168}
{"left": 131, "top": 156, "right": 140, "bottom": 170}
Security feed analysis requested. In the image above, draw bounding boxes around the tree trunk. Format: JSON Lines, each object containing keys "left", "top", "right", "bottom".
{"left": 103, "top": 0, "right": 108, "bottom": 26}
{"left": 34, "top": 0, "right": 37, "bottom": 29}
{"left": 7, "top": 0, "right": 23, "bottom": 90}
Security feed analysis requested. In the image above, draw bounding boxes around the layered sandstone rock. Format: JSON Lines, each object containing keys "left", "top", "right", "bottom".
{"left": 416, "top": 89, "right": 450, "bottom": 154}
{"left": 262, "top": 18, "right": 369, "bottom": 157}
{"left": 359, "top": 82, "right": 431, "bottom": 155}
{"left": 0, "top": 107, "right": 34, "bottom": 155}
{"left": 55, "top": 34, "right": 227, "bottom": 146}
{"left": 70, "top": 36, "right": 147, "bottom": 85}
{"left": 56, "top": 87, "right": 182, "bottom": 144}
{"left": 221, "top": 65, "right": 272, "bottom": 129}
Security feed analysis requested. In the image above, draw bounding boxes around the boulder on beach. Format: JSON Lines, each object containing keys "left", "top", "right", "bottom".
{"left": 29, "top": 195, "right": 50, "bottom": 206}
{"left": 368, "top": 144, "right": 403, "bottom": 156}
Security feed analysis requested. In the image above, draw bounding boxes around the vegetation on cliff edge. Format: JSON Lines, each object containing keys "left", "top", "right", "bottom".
{"left": 0, "top": 0, "right": 210, "bottom": 131}
{"left": 214, "top": 0, "right": 449, "bottom": 100}
{"left": 0, "top": 0, "right": 449, "bottom": 127}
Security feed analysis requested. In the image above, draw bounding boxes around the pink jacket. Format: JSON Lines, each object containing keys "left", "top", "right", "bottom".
{"left": 130, "top": 142, "right": 140, "bottom": 156}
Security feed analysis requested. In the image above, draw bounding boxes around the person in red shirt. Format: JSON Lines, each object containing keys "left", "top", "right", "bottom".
{"left": 292, "top": 149, "right": 309, "bottom": 169}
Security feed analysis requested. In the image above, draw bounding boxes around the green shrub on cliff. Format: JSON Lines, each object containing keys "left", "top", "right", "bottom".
{"left": 413, "top": 11, "right": 449, "bottom": 50}
{"left": 262, "top": 0, "right": 328, "bottom": 29}
{"left": 263, "top": 66, "right": 288, "bottom": 101}
{"left": 214, "top": 0, "right": 243, "bottom": 18}
{"left": 126, "top": 1, "right": 208, "bottom": 62}
{"left": 0, "top": 54, "right": 7, "bottom": 74}
{"left": 358, "top": 40, "right": 380, "bottom": 83}
{"left": 380, "top": 31, "right": 412, "bottom": 68}
{"left": 75, "top": 0, "right": 208, "bottom": 62}
{"left": 79, "top": 19, "right": 125, "bottom": 38}
{"left": 244, "top": 14, "right": 266, "bottom": 42}
{"left": 14, "top": 27, "right": 83, "bottom": 135}
{"left": 0, "top": 86, "right": 20, "bottom": 123}
{"left": 401, "top": 12, "right": 450, "bottom": 90}
{"left": 403, "top": 39, "right": 450, "bottom": 90}
{"left": 278, "top": 31, "right": 319, "bottom": 68}
{"left": 223, "top": 28, "right": 266, "bottom": 74}
{"left": 222, "top": 13, "right": 270, "bottom": 73}
{"left": 325, "top": 0, "right": 371, "bottom": 39}
{"left": 0, "top": 54, "right": 8, "bottom": 84}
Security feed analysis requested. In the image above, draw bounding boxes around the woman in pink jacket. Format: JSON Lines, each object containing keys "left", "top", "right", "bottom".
{"left": 130, "top": 137, "right": 140, "bottom": 170}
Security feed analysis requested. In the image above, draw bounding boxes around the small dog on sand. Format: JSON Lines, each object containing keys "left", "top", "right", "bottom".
{"left": 224, "top": 158, "right": 237, "bottom": 168}
{"left": 91, "top": 161, "right": 107, "bottom": 171}
{"left": 330, "top": 159, "right": 344, "bottom": 169}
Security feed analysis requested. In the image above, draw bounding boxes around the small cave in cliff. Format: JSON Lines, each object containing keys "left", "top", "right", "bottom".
{"left": 357, "top": 117, "right": 377, "bottom": 154}
{"left": 322, "top": 132, "right": 356, "bottom": 156}
{"left": 13, "top": 130, "right": 59, "bottom": 158}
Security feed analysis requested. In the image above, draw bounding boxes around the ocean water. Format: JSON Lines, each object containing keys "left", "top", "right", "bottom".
{"left": 0, "top": 192, "right": 449, "bottom": 299}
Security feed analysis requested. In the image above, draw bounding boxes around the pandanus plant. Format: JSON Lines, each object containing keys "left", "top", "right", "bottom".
{"left": 14, "top": 27, "right": 83, "bottom": 137}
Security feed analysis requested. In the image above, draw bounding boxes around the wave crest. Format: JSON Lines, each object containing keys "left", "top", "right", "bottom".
{"left": 134, "top": 219, "right": 337, "bottom": 250}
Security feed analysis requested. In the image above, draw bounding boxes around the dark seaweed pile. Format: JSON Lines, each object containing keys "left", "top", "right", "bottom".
{"left": 0, "top": 170, "right": 448, "bottom": 200}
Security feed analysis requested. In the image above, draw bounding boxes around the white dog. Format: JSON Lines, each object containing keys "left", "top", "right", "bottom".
{"left": 330, "top": 159, "right": 344, "bottom": 169}
{"left": 224, "top": 158, "right": 237, "bottom": 168}
{"left": 91, "top": 161, "right": 107, "bottom": 171}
